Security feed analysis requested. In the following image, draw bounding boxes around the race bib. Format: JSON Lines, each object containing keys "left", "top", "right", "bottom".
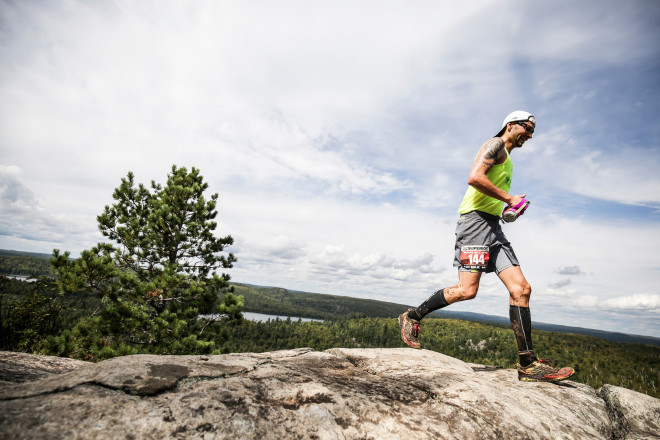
{"left": 460, "top": 245, "right": 489, "bottom": 270}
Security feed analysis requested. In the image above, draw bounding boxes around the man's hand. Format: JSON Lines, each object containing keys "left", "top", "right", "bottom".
{"left": 502, "top": 196, "right": 531, "bottom": 222}
{"left": 507, "top": 194, "right": 527, "bottom": 207}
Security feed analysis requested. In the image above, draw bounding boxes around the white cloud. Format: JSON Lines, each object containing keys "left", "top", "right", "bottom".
{"left": 0, "top": 165, "right": 41, "bottom": 212}
{"left": 603, "top": 294, "right": 660, "bottom": 312}
{"left": 544, "top": 287, "right": 577, "bottom": 298}
{"left": 0, "top": 166, "right": 107, "bottom": 255}
{"left": 569, "top": 148, "right": 660, "bottom": 206}
{"left": 555, "top": 266, "right": 584, "bottom": 276}
{"left": 308, "top": 247, "right": 439, "bottom": 282}
{"left": 1, "top": 0, "right": 659, "bottom": 337}
{"left": 573, "top": 295, "right": 599, "bottom": 308}
{"left": 520, "top": 126, "right": 660, "bottom": 207}
{"left": 256, "top": 235, "right": 307, "bottom": 262}
{"left": 547, "top": 279, "right": 571, "bottom": 289}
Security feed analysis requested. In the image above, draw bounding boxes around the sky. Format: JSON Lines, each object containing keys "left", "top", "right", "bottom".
{"left": 1, "top": 0, "right": 660, "bottom": 338}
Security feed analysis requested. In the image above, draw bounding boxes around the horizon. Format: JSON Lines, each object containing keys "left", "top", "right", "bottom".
{"left": 1, "top": 1, "right": 659, "bottom": 338}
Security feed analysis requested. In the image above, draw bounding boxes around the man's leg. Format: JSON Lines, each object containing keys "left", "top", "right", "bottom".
{"left": 499, "top": 265, "right": 575, "bottom": 382}
{"left": 498, "top": 266, "right": 536, "bottom": 366}
{"left": 400, "top": 271, "right": 481, "bottom": 348}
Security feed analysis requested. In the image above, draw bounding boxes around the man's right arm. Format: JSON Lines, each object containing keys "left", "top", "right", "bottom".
{"left": 466, "top": 138, "right": 523, "bottom": 206}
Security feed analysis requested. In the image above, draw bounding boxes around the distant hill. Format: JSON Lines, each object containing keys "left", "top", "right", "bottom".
{"left": 233, "top": 283, "right": 660, "bottom": 347}
{"left": 0, "top": 249, "right": 55, "bottom": 277}
{"left": 0, "top": 249, "right": 53, "bottom": 259}
{"left": 432, "top": 310, "right": 660, "bottom": 347}
{"left": 1, "top": 249, "right": 658, "bottom": 346}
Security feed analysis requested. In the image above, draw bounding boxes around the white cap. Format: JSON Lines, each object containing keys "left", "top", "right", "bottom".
{"left": 495, "top": 110, "right": 536, "bottom": 137}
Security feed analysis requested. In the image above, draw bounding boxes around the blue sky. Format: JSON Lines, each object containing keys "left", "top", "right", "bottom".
{"left": 1, "top": 0, "right": 659, "bottom": 338}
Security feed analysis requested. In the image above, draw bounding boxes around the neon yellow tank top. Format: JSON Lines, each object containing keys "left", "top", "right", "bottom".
{"left": 458, "top": 149, "right": 513, "bottom": 217}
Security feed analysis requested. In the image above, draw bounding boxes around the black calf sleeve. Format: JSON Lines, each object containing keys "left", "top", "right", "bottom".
{"left": 408, "top": 289, "right": 448, "bottom": 321}
{"left": 509, "top": 305, "right": 537, "bottom": 366}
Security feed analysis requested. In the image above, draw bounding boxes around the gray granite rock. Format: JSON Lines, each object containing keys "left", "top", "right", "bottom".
{"left": 598, "top": 384, "right": 660, "bottom": 440}
{"left": 0, "top": 350, "right": 88, "bottom": 386}
{"left": 0, "top": 348, "right": 658, "bottom": 439}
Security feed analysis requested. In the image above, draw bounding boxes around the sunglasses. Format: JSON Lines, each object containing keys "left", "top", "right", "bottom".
{"left": 515, "top": 121, "right": 535, "bottom": 134}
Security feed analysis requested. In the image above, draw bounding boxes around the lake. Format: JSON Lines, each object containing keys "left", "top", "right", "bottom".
{"left": 2, "top": 275, "right": 37, "bottom": 282}
{"left": 199, "top": 312, "right": 322, "bottom": 323}
{"left": 243, "top": 312, "right": 322, "bottom": 323}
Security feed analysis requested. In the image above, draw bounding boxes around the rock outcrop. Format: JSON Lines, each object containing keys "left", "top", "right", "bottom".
{"left": 0, "top": 350, "right": 88, "bottom": 386}
{"left": 0, "top": 348, "right": 658, "bottom": 439}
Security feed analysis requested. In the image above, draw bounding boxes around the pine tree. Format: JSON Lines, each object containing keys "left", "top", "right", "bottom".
{"left": 50, "top": 165, "right": 242, "bottom": 359}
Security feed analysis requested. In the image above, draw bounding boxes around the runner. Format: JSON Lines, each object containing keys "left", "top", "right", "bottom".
{"left": 399, "top": 111, "right": 574, "bottom": 383}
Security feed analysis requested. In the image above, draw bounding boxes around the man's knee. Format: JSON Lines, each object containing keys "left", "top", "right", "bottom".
{"left": 450, "top": 270, "right": 482, "bottom": 303}
{"left": 510, "top": 282, "right": 531, "bottom": 302}
{"left": 522, "top": 282, "right": 532, "bottom": 298}
{"left": 455, "top": 283, "right": 479, "bottom": 302}
{"left": 445, "top": 282, "right": 479, "bottom": 304}
{"left": 463, "top": 284, "right": 479, "bottom": 300}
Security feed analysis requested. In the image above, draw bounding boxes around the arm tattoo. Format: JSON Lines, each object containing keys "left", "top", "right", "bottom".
{"left": 480, "top": 138, "right": 504, "bottom": 169}
{"left": 483, "top": 138, "right": 504, "bottom": 160}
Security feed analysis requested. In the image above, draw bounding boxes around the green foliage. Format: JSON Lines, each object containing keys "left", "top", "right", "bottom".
{"left": 0, "top": 252, "right": 55, "bottom": 277}
{"left": 48, "top": 165, "right": 241, "bottom": 360}
{"left": 0, "top": 277, "right": 68, "bottom": 351}
{"left": 531, "top": 331, "right": 660, "bottom": 395}
{"left": 96, "top": 166, "right": 235, "bottom": 280}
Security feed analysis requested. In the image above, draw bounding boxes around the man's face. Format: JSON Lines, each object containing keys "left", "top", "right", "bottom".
{"left": 512, "top": 120, "right": 535, "bottom": 147}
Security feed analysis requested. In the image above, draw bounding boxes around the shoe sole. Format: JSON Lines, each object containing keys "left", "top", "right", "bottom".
{"left": 398, "top": 314, "right": 421, "bottom": 349}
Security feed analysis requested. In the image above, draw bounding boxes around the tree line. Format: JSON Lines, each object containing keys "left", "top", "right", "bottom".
{"left": 0, "top": 252, "right": 55, "bottom": 277}
{"left": 231, "top": 283, "right": 405, "bottom": 320}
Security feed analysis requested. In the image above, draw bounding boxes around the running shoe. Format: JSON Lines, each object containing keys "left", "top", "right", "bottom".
{"left": 517, "top": 360, "right": 575, "bottom": 382}
{"left": 398, "top": 309, "right": 421, "bottom": 349}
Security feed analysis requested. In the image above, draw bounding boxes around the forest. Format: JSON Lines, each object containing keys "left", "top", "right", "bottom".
{"left": 0, "top": 250, "right": 55, "bottom": 277}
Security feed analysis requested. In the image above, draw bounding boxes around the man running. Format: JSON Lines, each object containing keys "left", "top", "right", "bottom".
{"left": 399, "top": 111, "right": 574, "bottom": 383}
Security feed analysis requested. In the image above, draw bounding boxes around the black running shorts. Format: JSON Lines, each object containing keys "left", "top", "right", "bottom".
{"left": 453, "top": 210, "right": 519, "bottom": 274}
